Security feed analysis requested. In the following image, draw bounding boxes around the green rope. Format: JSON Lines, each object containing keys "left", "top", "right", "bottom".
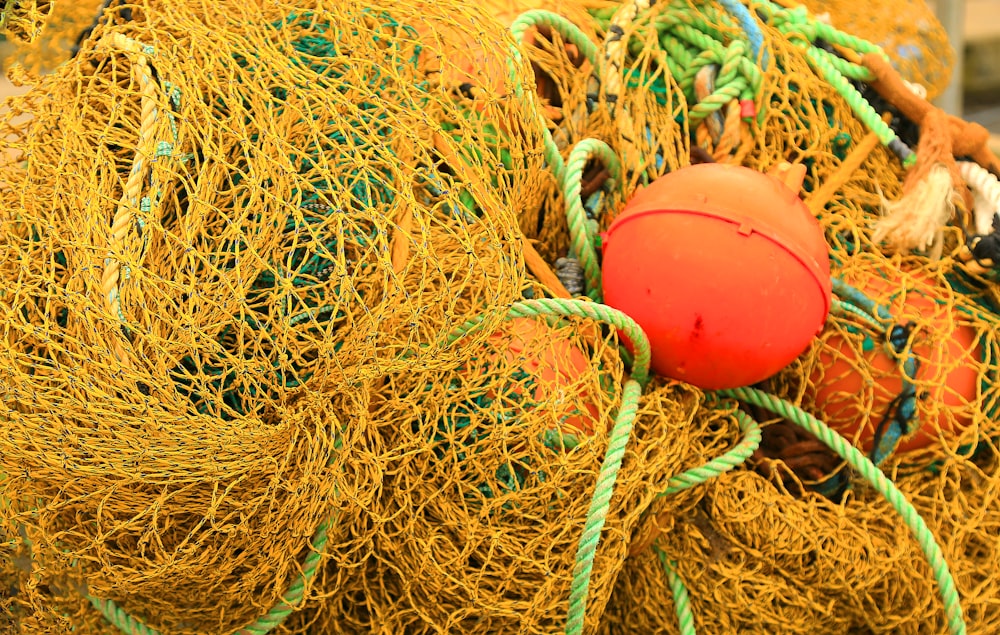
{"left": 565, "top": 378, "right": 642, "bottom": 635}
{"left": 601, "top": 0, "right": 764, "bottom": 121}
{"left": 754, "top": 0, "right": 915, "bottom": 165}
{"left": 718, "top": 386, "right": 967, "bottom": 635}
{"left": 800, "top": 45, "right": 895, "bottom": 147}
{"left": 453, "top": 302, "right": 763, "bottom": 635}
{"left": 563, "top": 139, "right": 620, "bottom": 302}
{"left": 655, "top": 547, "right": 696, "bottom": 635}
{"left": 509, "top": 10, "right": 599, "bottom": 68}
{"left": 598, "top": 0, "right": 915, "bottom": 164}
{"left": 831, "top": 297, "right": 885, "bottom": 331}
{"left": 658, "top": 407, "right": 761, "bottom": 496}
{"left": 810, "top": 19, "right": 884, "bottom": 60}
{"left": 447, "top": 297, "right": 652, "bottom": 634}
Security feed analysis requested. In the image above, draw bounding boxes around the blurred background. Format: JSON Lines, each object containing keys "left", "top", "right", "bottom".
{"left": 933, "top": 0, "right": 1000, "bottom": 148}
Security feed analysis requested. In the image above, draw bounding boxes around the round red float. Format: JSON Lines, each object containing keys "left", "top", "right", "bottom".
{"left": 601, "top": 163, "right": 832, "bottom": 390}
{"left": 808, "top": 268, "right": 981, "bottom": 454}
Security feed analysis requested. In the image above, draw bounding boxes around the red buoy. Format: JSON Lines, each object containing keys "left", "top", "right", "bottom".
{"left": 601, "top": 163, "right": 832, "bottom": 390}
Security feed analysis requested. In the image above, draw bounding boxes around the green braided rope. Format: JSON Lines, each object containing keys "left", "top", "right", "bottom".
{"left": 811, "top": 19, "right": 884, "bottom": 59}
{"left": 655, "top": 547, "right": 696, "bottom": 635}
{"left": 448, "top": 297, "right": 654, "bottom": 635}
{"left": 831, "top": 297, "right": 885, "bottom": 331}
{"left": 819, "top": 47, "right": 876, "bottom": 82}
{"left": 688, "top": 79, "right": 744, "bottom": 124}
{"left": 750, "top": 0, "right": 912, "bottom": 163}
{"left": 565, "top": 378, "right": 642, "bottom": 635}
{"left": 718, "top": 386, "right": 967, "bottom": 635}
{"left": 799, "top": 45, "right": 896, "bottom": 147}
{"left": 676, "top": 48, "right": 721, "bottom": 89}
{"left": 653, "top": 17, "right": 762, "bottom": 118}
{"left": 635, "top": 6, "right": 765, "bottom": 97}
{"left": 715, "top": 39, "right": 744, "bottom": 86}
{"left": 92, "top": 517, "right": 333, "bottom": 634}
{"left": 663, "top": 4, "right": 732, "bottom": 47}
{"left": 609, "top": 0, "right": 905, "bottom": 160}
{"left": 563, "top": 139, "right": 621, "bottom": 301}
{"left": 448, "top": 297, "right": 651, "bottom": 385}
{"left": 509, "top": 10, "right": 599, "bottom": 68}
{"left": 657, "top": 32, "right": 692, "bottom": 76}
{"left": 659, "top": 407, "right": 761, "bottom": 496}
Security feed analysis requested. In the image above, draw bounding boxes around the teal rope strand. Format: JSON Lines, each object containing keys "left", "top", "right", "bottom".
{"left": 565, "top": 378, "right": 642, "bottom": 635}
{"left": 830, "top": 297, "right": 885, "bottom": 331}
{"left": 658, "top": 407, "right": 761, "bottom": 496}
{"left": 718, "top": 386, "right": 967, "bottom": 635}
{"left": 92, "top": 517, "right": 332, "bottom": 635}
{"left": 563, "top": 139, "right": 621, "bottom": 302}
{"left": 831, "top": 277, "right": 893, "bottom": 321}
{"left": 655, "top": 547, "right": 696, "bottom": 635}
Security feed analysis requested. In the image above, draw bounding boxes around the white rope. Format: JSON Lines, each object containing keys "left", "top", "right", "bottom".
{"left": 959, "top": 161, "right": 1000, "bottom": 235}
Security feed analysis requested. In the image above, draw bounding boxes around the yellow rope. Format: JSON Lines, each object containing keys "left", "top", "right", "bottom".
{"left": 97, "top": 32, "right": 165, "bottom": 362}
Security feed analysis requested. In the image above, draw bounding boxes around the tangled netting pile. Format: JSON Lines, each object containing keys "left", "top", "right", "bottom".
{"left": 3, "top": 0, "right": 1000, "bottom": 634}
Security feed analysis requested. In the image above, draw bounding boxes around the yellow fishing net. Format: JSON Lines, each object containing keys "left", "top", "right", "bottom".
{"left": 0, "top": 0, "right": 103, "bottom": 73}
{"left": 304, "top": 309, "right": 736, "bottom": 633}
{"left": 0, "top": 0, "right": 548, "bottom": 631}
{"left": 507, "top": 0, "right": 691, "bottom": 264}
{"left": 5, "top": 0, "right": 1000, "bottom": 634}
{"left": 0, "top": 0, "right": 53, "bottom": 46}
{"left": 603, "top": 254, "right": 1000, "bottom": 634}
{"left": 579, "top": 2, "right": 1000, "bottom": 634}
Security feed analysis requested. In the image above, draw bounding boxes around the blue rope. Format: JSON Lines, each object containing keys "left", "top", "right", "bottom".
{"left": 718, "top": 0, "right": 768, "bottom": 69}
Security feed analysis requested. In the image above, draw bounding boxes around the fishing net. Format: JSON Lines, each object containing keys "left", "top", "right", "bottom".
{"left": 0, "top": 0, "right": 53, "bottom": 46}
{"left": 603, "top": 251, "right": 1000, "bottom": 634}
{"left": 299, "top": 308, "right": 738, "bottom": 634}
{"left": 0, "top": 0, "right": 551, "bottom": 632}
{"left": 555, "top": 1, "right": 1000, "bottom": 634}
{"left": 0, "top": 0, "right": 104, "bottom": 73}
{"left": 506, "top": 1, "right": 691, "bottom": 265}
{"left": 6, "top": 0, "right": 1000, "bottom": 634}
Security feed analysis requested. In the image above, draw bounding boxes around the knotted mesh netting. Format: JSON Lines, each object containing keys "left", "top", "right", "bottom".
{"left": 4, "top": 1, "right": 1000, "bottom": 635}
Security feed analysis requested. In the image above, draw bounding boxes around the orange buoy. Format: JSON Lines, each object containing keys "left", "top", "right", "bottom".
{"left": 808, "top": 268, "right": 981, "bottom": 454}
{"left": 482, "top": 317, "right": 599, "bottom": 436}
{"left": 601, "top": 163, "right": 832, "bottom": 390}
